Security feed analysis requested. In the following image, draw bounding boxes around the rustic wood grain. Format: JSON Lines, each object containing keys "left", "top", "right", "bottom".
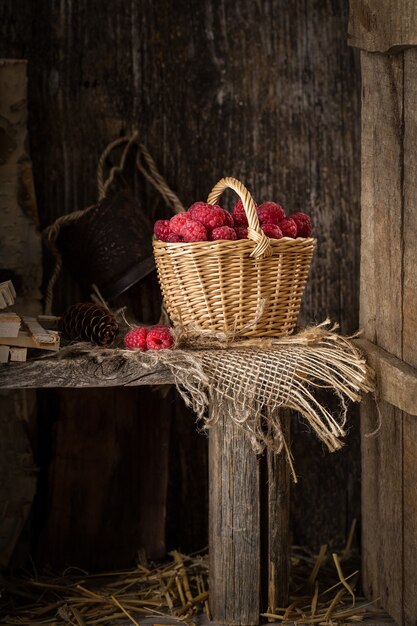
{"left": 355, "top": 339, "right": 417, "bottom": 416}
{"left": 0, "top": 354, "right": 173, "bottom": 389}
{"left": 359, "top": 51, "right": 404, "bottom": 624}
{"left": 166, "top": 398, "right": 209, "bottom": 554}
{"left": 37, "top": 387, "right": 172, "bottom": 569}
{"left": 349, "top": 0, "right": 417, "bottom": 52}
{"left": 402, "top": 47, "right": 417, "bottom": 626}
{"left": 209, "top": 403, "right": 260, "bottom": 625}
{"left": 264, "top": 412, "right": 290, "bottom": 612}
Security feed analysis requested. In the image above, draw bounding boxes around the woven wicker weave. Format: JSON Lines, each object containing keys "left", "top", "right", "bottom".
{"left": 153, "top": 177, "right": 316, "bottom": 337}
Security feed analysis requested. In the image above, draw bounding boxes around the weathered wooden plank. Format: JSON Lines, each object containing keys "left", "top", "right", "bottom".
{"left": 0, "top": 389, "right": 37, "bottom": 568}
{"left": 0, "top": 354, "right": 173, "bottom": 388}
{"left": 209, "top": 403, "right": 260, "bottom": 625}
{"left": 349, "top": 0, "right": 417, "bottom": 52}
{"left": 166, "top": 399, "right": 209, "bottom": 554}
{"left": 360, "top": 51, "right": 404, "bottom": 624}
{"left": 38, "top": 387, "right": 172, "bottom": 569}
{"left": 355, "top": 339, "right": 417, "bottom": 416}
{"left": 361, "top": 399, "right": 403, "bottom": 619}
{"left": 265, "top": 412, "right": 290, "bottom": 612}
{"left": 402, "top": 47, "right": 417, "bottom": 626}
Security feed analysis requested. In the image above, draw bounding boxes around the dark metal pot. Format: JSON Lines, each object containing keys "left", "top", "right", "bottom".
{"left": 58, "top": 191, "right": 155, "bottom": 300}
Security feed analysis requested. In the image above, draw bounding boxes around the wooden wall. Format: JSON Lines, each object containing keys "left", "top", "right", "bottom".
{"left": 0, "top": 0, "right": 361, "bottom": 567}
{"left": 349, "top": 2, "right": 417, "bottom": 622}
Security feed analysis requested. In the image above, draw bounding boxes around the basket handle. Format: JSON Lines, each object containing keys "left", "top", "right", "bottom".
{"left": 207, "top": 177, "right": 272, "bottom": 259}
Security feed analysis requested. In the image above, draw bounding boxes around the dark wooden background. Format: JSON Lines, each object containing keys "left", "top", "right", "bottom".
{"left": 0, "top": 0, "right": 360, "bottom": 569}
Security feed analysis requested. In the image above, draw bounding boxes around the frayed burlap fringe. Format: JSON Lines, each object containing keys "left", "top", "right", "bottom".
{"left": 56, "top": 321, "right": 373, "bottom": 480}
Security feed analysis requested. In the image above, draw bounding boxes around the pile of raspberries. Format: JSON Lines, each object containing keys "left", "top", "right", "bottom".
{"left": 154, "top": 200, "right": 312, "bottom": 243}
{"left": 124, "top": 325, "right": 173, "bottom": 351}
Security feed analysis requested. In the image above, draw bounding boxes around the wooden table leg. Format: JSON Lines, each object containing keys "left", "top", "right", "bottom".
{"left": 263, "top": 411, "right": 290, "bottom": 613}
{"left": 209, "top": 406, "right": 290, "bottom": 625}
{"left": 209, "top": 407, "right": 260, "bottom": 625}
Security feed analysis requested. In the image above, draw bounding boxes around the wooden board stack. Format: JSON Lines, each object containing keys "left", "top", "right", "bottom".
{"left": 0, "top": 283, "right": 60, "bottom": 363}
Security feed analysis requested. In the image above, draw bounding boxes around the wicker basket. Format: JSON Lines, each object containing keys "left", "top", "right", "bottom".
{"left": 153, "top": 177, "right": 316, "bottom": 337}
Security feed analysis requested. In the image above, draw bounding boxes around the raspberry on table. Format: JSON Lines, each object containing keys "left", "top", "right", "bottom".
{"left": 233, "top": 213, "right": 249, "bottom": 228}
{"left": 235, "top": 226, "right": 248, "bottom": 239}
{"left": 262, "top": 224, "right": 283, "bottom": 239}
{"left": 124, "top": 326, "right": 148, "bottom": 350}
{"left": 169, "top": 212, "right": 189, "bottom": 235}
{"left": 211, "top": 226, "right": 237, "bottom": 241}
{"left": 257, "top": 202, "right": 286, "bottom": 225}
{"left": 278, "top": 217, "right": 298, "bottom": 238}
{"left": 146, "top": 325, "right": 174, "bottom": 350}
{"left": 154, "top": 220, "right": 171, "bottom": 242}
{"left": 222, "top": 209, "right": 234, "bottom": 227}
{"left": 188, "top": 202, "right": 225, "bottom": 229}
{"left": 182, "top": 219, "right": 208, "bottom": 242}
{"left": 167, "top": 232, "right": 182, "bottom": 242}
{"left": 291, "top": 212, "right": 312, "bottom": 237}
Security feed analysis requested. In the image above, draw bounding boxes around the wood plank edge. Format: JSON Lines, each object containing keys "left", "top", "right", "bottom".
{"left": 355, "top": 337, "right": 417, "bottom": 415}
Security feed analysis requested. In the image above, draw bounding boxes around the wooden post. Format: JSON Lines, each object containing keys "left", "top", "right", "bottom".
{"left": 209, "top": 403, "right": 290, "bottom": 625}
{"left": 263, "top": 412, "right": 290, "bottom": 613}
{"left": 349, "top": 3, "right": 417, "bottom": 620}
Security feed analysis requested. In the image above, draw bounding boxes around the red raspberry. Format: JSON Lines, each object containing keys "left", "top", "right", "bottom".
{"left": 167, "top": 232, "right": 182, "bottom": 242}
{"left": 211, "top": 226, "right": 237, "bottom": 241}
{"left": 169, "top": 213, "right": 189, "bottom": 235}
{"left": 291, "top": 211, "right": 310, "bottom": 224}
{"left": 233, "top": 213, "right": 249, "bottom": 228}
{"left": 222, "top": 209, "right": 234, "bottom": 227}
{"left": 182, "top": 219, "right": 208, "bottom": 242}
{"left": 235, "top": 226, "right": 248, "bottom": 239}
{"left": 146, "top": 325, "right": 173, "bottom": 350}
{"left": 257, "top": 202, "right": 285, "bottom": 225}
{"left": 278, "top": 217, "right": 298, "bottom": 238}
{"left": 154, "top": 220, "right": 171, "bottom": 242}
{"left": 233, "top": 199, "right": 257, "bottom": 215}
{"left": 124, "top": 326, "right": 148, "bottom": 350}
{"left": 188, "top": 203, "right": 225, "bottom": 229}
{"left": 188, "top": 201, "right": 209, "bottom": 213}
{"left": 291, "top": 212, "right": 312, "bottom": 237}
{"left": 233, "top": 199, "right": 246, "bottom": 215}
{"left": 262, "top": 224, "right": 283, "bottom": 239}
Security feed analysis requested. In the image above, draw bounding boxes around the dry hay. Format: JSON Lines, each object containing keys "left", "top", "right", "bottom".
{"left": 0, "top": 526, "right": 393, "bottom": 625}
{"left": 0, "top": 550, "right": 209, "bottom": 625}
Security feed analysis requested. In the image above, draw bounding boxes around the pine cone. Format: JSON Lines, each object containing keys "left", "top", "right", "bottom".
{"left": 59, "top": 303, "right": 119, "bottom": 346}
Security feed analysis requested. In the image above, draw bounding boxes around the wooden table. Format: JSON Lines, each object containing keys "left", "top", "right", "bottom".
{"left": 0, "top": 352, "right": 290, "bottom": 626}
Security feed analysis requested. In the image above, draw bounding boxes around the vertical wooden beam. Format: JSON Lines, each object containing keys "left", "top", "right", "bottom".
{"left": 209, "top": 405, "right": 290, "bottom": 625}
{"left": 360, "top": 51, "right": 404, "bottom": 624}
{"left": 264, "top": 412, "right": 290, "bottom": 613}
{"left": 209, "top": 405, "right": 260, "bottom": 625}
{"left": 402, "top": 47, "right": 417, "bottom": 626}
